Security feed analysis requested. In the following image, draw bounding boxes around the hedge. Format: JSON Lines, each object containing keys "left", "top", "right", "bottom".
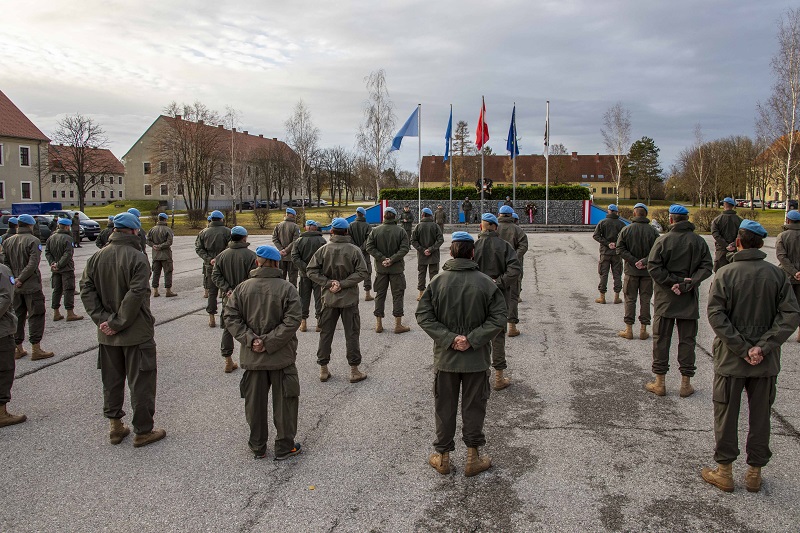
{"left": 379, "top": 185, "right": 590, "bottom": 201}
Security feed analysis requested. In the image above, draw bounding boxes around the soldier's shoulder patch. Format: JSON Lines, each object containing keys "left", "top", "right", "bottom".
{"left": 38, "top": 244, "right": 43, "bottom": 251}
{"left": 9, "top": 276, "right": 15, "bottom": 285}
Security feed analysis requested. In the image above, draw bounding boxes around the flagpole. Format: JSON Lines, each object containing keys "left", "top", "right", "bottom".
{"left": 512, "top": 102, "right": 517, "bottom": 205}
{"left": 480, "top": 96, "right": 485, "bottom": 216}
{"left": 417, "top": 104, "right": 422, "bottom": 221}
{"left": 545, "top": 100, "right": 550, "bottom": 225}
{"left": 449, "top": 104, "right": 453, "bottom": 225}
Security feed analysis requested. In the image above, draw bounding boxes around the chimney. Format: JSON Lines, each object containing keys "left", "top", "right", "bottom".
{"left": 273, "top": 137, "right": 277, "bottom": 142}
{"left": 198, "top": 120, "right": 204, "bottom": 125}
{"left": 218, "top": 124, "right": 224, "bottom": 129}
{"left": 175, "top": 115, "right": 182, "bottom": 121}
{"left": 258, "top": 134, "right": 263, "bottom": 138}
{"left": 232, "top": 128, "right": 236, "bottom": 133}
{"left": 243, "top": 131, "right": 248, "bottom": 135}
{"left": 595, "top": 153, "right": 600, "bottom": 163}
{"left": 571, "top": 151, "right": 578, "bottom": 161}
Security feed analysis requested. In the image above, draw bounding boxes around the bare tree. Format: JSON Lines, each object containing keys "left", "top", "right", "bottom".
{"left": 356, "top": 69, "right": 395, "bottom": 199}
{"left": 222, "top": 106, "right": 251, "bottom": 215}
{"left": 285, "top": 99, "right": 320, "bottom": 214}
{"left": 601, "top": 102, "right": 632, "bottom": 204}
{"left": 549, "top": 143, "right": 569, "bottom": 156}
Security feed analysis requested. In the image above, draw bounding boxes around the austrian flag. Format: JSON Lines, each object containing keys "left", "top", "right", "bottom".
{"left": 476, "top": 99, "right": 489, "bottom": 150}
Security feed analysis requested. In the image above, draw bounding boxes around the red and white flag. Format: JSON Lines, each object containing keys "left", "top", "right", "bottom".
{"left": 476, "top": 98, "right": 489, "bottom": 150}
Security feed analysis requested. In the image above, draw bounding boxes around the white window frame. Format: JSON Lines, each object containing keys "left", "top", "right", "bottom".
{"left": 119, "top": 190, "right": 123, "bottom": 198}
{"left": 143, "top": 162, "right": 151, "bottom": 174}
{"left": 91, "top": 190, "right": 96, "bottom": 198}
{"left": 20, "top": 181, "right": 32, "bottom": 199}
{"left": 19, "top": 146, "right": 31, "bottom": 167}
{"left": 144, "top": 184, "right": 152, "bottom": 196}
{"left": 0, "top": 181, "right": 5, "bottom": 200}
{"left": 160, "top": 184, "right": 168, "bottom": 196}
{"left": 0, "top": 143, "right": 4, "bottom": 166}
{"left": 52, "top": 190, "right": 57, "bottom": 199}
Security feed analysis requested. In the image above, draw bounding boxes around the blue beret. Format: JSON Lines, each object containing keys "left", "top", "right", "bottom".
{"left": 331, "top": 217, "right": 349, "bottom": 230}
{"left": 608, "top": 204, "right": 619, "bottom": 212}
{"left": 384, "top": 207, "right": 397, "bottom": 216}
{"left": 255, "top": 245, "right": 281, "bottom": 261}
{"left": 285, "top": 208, "right": 296, "bottom": 216}
{"left": 481, "top": 213, "right": 498, "bottom": 225}
{"left": 356, "top": 207, "right": 366, "bottom": 215}
{"left": 499, "top": 205, "right": 514, "bottom": 215}
{"left": 107, "top": 216, "right": 115, "bottom": 221}
{"left": 58, "top": 218, "right": 72, "bottom": 226}
{"left": 231, "top": 225, "right": 247, "bottom": 236}
{"left": 8, "top": 218, "right": 17, "bottom": 225}
{"left": 422, "top": 207, "right": 433, "bottom": 216}
{"left": 305, "top": 220, "right": 319, "bottom": 227}
{"left": 669, "top": 204, "right": 689, "bottom": 215}
{"left": 127, "top": 208, "right": 141, "bottom": 218}
{"left": 18, "top": 214, "right": 35, "bottom": 225}
{"left": 207, "top": 216, "right": 212, "bottom": 222}
{"left": 113, "top": 212, "right": 142, "bottom": 230}
{"left": 787, "top": 210, "right": 800, "bottom": 221}
{"left": 633, "top": 202, "right": 648, "bottom": 212}
{"left": 451, "top": 231, "right": 474, "bottom": 242}
{"left": 210, "top": 210, "right": 224, "bottom": 219}
{"left": 724, "top": 197, "right": 736, "bottom": 206}
{"left": 158, "top": 212, "right": 168, "bottom": 219}
{"left": 740, "top": 219, "right": 767, "bottom": 238}
{"left": 512, "top": 212, "right": 519, "bottom": 220}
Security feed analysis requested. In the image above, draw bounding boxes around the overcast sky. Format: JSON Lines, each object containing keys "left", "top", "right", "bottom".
{"left": 1, "top": 0, "right": 787, "bottom": 174}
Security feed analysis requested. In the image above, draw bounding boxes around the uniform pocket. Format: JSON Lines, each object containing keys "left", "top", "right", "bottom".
{"left": 712, "top": 374, "right": 729, "bottom": 404}
{"left": 282, "top": 364, "right": 300, "bottom": 398}
{"left": 138, "top": 340, "right": 158, "bottom": 372}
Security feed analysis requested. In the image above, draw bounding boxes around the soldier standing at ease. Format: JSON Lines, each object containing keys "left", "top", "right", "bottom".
{"left": 4, "top": 218, "right": 17, "bottom": 239}
{"left": 0, "top": 236, "right": 26, "bottom": 428}
{"left": 702, "top": 220, "right": 800, "bottom": 493}
{"left": 225, "top": 245, "right": 302, "bottom": 460}
{"left": 411, "top": 208, "right": 444, "bottom": 302}
{"left": 272, "top": 208, "right": 301, "bottom": 287}
{"left": 503, "top": 196, "right": 513, "bottom": 207}
{"left": 147, "top": 213, "right": 177, "bottom": 298}
{"left": 497, "top": 205, "right": 527, "bottom": 336}
{"left": 593, "top": 204, "right": 625, "bottom": 304}
{"left": 96, "top": 216, "right": 114, "bottom": 249}
{"left": 307, "top": 218, "right": 368, "bottom": 383}
{"left": 366, "top": 207, "right": 411, "bottom": 334}
{"left": 291, "top": 220, "right": 326, "bottom": 333}
{"left": 417, "top": 231, "right": 506, "bottom": 477}
{"left": 710, "top": 197, "right": 743, "bottom": 272}
{"left": 71, "top": 212, "right": 81, "bottom": 248}
{"left": 3, "top": 215, "right": 54, "bottom": 361}
{"left": 80, "top": 212, "right": 166, "bottom": 448}
{"left": 400, "top": 205, "right": 414, "bottom": 238}
{"left": 212, "top": 226, "right": 256, "bottom": 374}
{"left": 474, "top": 213, "right": 521, "bottom": 390}
{"left": 775, "top": 209, "right": 800, "bottom": 342}
{"left": 645, "top": 204, "right": 712, "bottom": 397}
{"left": 615, "top": 203, "right": 659, "bottom": 341}
{"left": 434, "top": 204, "right": 447, "bottom": 234}
{"left": 45, "top": 218, "right": 83, "bottom": 322}
{"left": 462, "top": 197, "right": 473, "bottom": 224}
{"left": 195, "top": 210, "right": 231, "bottom": 328}
{"left": 349, "top": 207, "right": 374, "bottom": 302}
{"left": 126, "top": 208, "right": 148, "bottom": 257}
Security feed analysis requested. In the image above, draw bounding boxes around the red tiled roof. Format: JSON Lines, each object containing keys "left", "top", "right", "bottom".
{"left": 0, "top": 89, "right": 49, "bottom": 141}
{"left": 49, "top": 144, "right": 125, "bottom": 174}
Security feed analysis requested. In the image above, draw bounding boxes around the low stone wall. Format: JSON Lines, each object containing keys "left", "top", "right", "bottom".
{"left": 385, "top": 200, "right": 584, "bottom": 225}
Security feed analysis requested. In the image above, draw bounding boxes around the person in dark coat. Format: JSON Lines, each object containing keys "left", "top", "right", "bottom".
{"left": 592, "top": 204, "right": 625, "bottom": 304}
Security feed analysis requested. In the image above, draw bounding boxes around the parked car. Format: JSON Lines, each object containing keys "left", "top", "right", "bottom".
{"left": 282, "top": 199, "right": 311, "bottom": 207}
{"left": 254, "top": 200, "right": 279, "bottom": 209}
{"left": 735, "top": 199, "right": 747, "bottom": 207}
{"left": 314, "top": 199, "right": 328, "bottom": 207}
{"left": 235, "top": 201, "right": 254, "bottom": 210}
{"left": 743, "top": 199, "right": 763, "bottom": 209}
{"left": 32, "top": 215, "right": 54, "bottom": 243}
{"left": 46, "top": 210, "right": 100, "bottom": 241}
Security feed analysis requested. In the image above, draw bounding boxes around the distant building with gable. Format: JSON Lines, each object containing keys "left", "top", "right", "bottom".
{"left": 0, "top": 89, "right": 50, "bottom": 206}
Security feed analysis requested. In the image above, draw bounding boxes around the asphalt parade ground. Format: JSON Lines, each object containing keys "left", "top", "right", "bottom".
{"left": 1, "top": 233, "right": 800, "bottom": 532}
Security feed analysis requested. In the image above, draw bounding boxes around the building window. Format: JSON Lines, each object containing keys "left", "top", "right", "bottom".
{"left": 220, "top": 184, "right": 225, "bottom": 195}
{"left": 91, "top": 190, "right": 96, "bottom": 198}
{"left": 62, "top": 190, "right": 67, "bottom": 198}
{"left": 143, "top": 162, "right": 151, "bottom": 174}
{"left": 0, "top": 182, "right": 4, "bottom": 200}
{"left": 61, "top": 175, "right": 65, "bottom": 184}
{"left": 247, "top": 185, "right": 252, "bottom": 196}
{"left": 160, "top": 161, "right": 167, "bottom": 174}
{"left": 601, "top": 187, "right": 607, "bottom": 194}
{"left": 118, "top": 176, "right": 123, "bottom": 185}
{"left": 0, "top": 143, "right": 3, "bottom": 166}
{"left": 52, "top": 190, "right": 57, "bottom": 199}
{"left": 177, "top": 184, "right": 184, "bottom": 195}
{"left": 592, "top": 188, "right": 596, "bottom": 193}
{"left": 100, "top": 190, "right": 106, "bottom": 199}
{"left": 582, "top": 174, "right": 588, "bottom": 179}
{"left": 598, "top": 174, "right": 604, "bottom": 180}
{"left": 19, "top": 146, "right": 30, "bottom": 167}
{"left": 210, "top": 185, "right": 215, "bottom": 196}
{"left": 144, "top": 184, "right": 152, "bottom": 196}
{"left": 119, "top": 190, "right": 123, "bottom": 198}
{"left": 110, "top": 190, "right": 115, "bottom": 198}
{"left": 160, "top": 184, "right": 168, "bottom": 195}
{"left": 51, "top": 175, "right": 57, "bottom": 183}
{"left": 21, "top": 181, "right": 32, "bottom": 199}
{"left": 70, "top": 190, "right": 74, "bottom": 198}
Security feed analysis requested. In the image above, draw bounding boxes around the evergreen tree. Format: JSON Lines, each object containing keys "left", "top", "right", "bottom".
{"left": 627, "top": 136, "right": 663, "bottom": 203}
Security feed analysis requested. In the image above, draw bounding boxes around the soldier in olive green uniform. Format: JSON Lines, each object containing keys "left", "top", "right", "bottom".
{"left": 710, "top": 198, "right": 743, "bottom": 272}
{"left": 0, "top": 239, "right": 25, "bottom": 428}
{"left": 592, "top": 204, "right": 626, "bottom": 304}
{"left": 349, "top": 207, "right": 374, "bottom": 301}
{"left": 645, "top": 205, "right": 713, "bottom": 397}
{"left": 45, "top": 218, "right": 83, "bottom": 323}
{"left": 774, "top": 209, "right": 800, "bottom": 342}
{"left": 195, "top": 210, "right": 231, "bottom": 327}
{"left": 462, "top": 197, "right": 473, "bottom": 224}
{"left": 212, "top": 226, "right": 257, "bottom": 374}
{"left": 81, "top": 212, "right": 166, "bottom": 448}
{"left": 71, "top": 213, "right": 81, "bottom": 248}
{"left": 400, "top": 205, "right": 414, "bottom": 238}
{"left": 411, "top": 208, "right": 444, "bottom": 302}
{"left": 224, "top": 244, "right": 302, "bottom": 460}
{"left": 474, "top": 213, "right": 521, "bottom": 391}
{"left": 434, "top": 205, "right": 447, "bottom": 234}
{"left": 4, "top": 219, "right": 17, "bottom": 240}
{"left": 615, "top": 203, "right": 660, "bottom": 341}
{"left": 291, "top": 220, "right": 326, "bottom": 333}
{"left": 702, "top": 221, "right": 800, "bottom": 493}
{"left": 3, "top": 215, "right": 54, "bottom": 361}
{"left": 366, "top": 207, "right": 411, "bottom": 334}
{"left": 126, "top": 208, "right": 148, "bottom": 257}
{"left": 417, "top": 231, "right": 506, "bottom": 477}
{"left": 307, "top": 218, "right": 369, "bottom": 383}
{"left": 147, "top": 213, "right": 177, "bottom": 298}
{"left": 96, "top": 216, "right": 114, "bottom": 249}
{"left": 497, "top": 205, "right": 528, "bottom": 336}
{"left": 272, "top": 208, "right": 301, "bottom": 287}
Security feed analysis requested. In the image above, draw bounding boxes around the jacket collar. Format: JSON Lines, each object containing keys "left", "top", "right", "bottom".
{"left": 303, "top": 230, "right": 322, "bottom": 237}
{"left": 670, "top": 220, "right": 695, "bottom": 232}
{"left": 784, "top": 222, "right": 800, "bottom": 231}
{"left": 330, "top": 234, "right": 352, "bottom": 243}
{"left": 157, "top": 220, "right": 168, "bottom": 226}
{"left": 228, "top": 241, "right": 251, "bottom": 249}
{"left": 478, "top": 229, "right": 498, "bottom": 239}
{"left": 732, "top": 248, "right": 767, "bottom": 262}
{"left": 249, "top": 266, "right": 283, "bottom": 279}
{"left": 383, "top": 219, "right": 398, "bottom": 225}
{"left": 442, "top": 258, "right": 479, "bottom": 271}
{"left": 631, "top": 216, "right": 650, "bottom": 223}
{"left": 607, "top": 213, "right": 620, "bottom": 219}
{"left": 108, "top": 232, "right": 142, "bottom": 248}
{"left": 210, "top": 220, "right": 225, "bottom": 227}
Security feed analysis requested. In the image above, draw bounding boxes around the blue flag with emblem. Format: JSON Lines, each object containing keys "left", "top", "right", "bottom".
{"left": 389, "top": 107, "right": 420, "bottom": 152}
{"left": 507, "top": 105, "right": 519, "bottom": 159}
{"left": 444, "top": 108, "right": 453, "bottom": 162}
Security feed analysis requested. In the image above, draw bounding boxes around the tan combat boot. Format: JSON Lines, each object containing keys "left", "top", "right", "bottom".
{"left": 109, "top": 418, "right": 130, "bottom": 445}
{"left": 203, "top": 288, "right": 209, "bottom": 299}
{"left": 645, "top": 374, "right": 666, "bottom": 396}
{"left": 208, "top": 314, "right": 216, "bottom": 328}
{"left": 0, "top": 404, "right": 26, "bottom": 427}
{"left": 745, "top": 466, "right": 762, "bottom": 493}
{"left": 613, "top": 292, "right": 622, "bottom": 304}
{"left": 320, "top": 365, "right": 331, "bottom": 382}
{"left": 349, "top": 365, "right": 367, "bottom": 383}
{"left": 640, "top": 325, "right": 649, "bottom": 340}
{"left": 416, "top": 290, "right": 424, "bottom": 302}
{"left": 507, "top": 323, "right": 520, "bottom": 337}
{"left": 133, "top": 428, "right": 167, "bottom": 448}
{"left": 14, "top": 344, "right": 27, "bottom": 360}
{"left": 595, "top": 293, "right": 606, "bottom": 304}
{"left": 394, "top": 316, "right": 410, "bottom": 334}
{"left": 224, "top": 356, "right": 238, "bottom": 373}
{"left": 679, "top": 375, "right": 695, "bottom": 397}
{"left": 299, "top": 319, "right": 307, "bottom": 332}
{"left": 31, "top": 344, "right": 54, "bottom": 361}
{"left": 464, "top": 447, "right": 492, "bottom": 477}
{"left": 66, "top": 309, "right": 84, "bottom": 322}
{"left": 375, "top": 317, "right": 383, "bottom": 333}
{"left": 364, "top": 290, "right": 374, "bottom": 302}
{"left": 701, "top": 462, "right": 734, "bottom": 492}
{"left": 152, "top": 287, "right": 160, "bottom": 298}
{"left": 165, "top": 288, "right": 178, "bottom": 297}
{"left": 494, "top": 369, "right": 510, "bottom": 390}
{"left": 617, "top": 324, "right": 633, "bottom": 340}
{"left": 53, "top": 308, "right": 64, "bottom": 322}
{"left": 429, "top": 452, "right": 451, "bottom": 474}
